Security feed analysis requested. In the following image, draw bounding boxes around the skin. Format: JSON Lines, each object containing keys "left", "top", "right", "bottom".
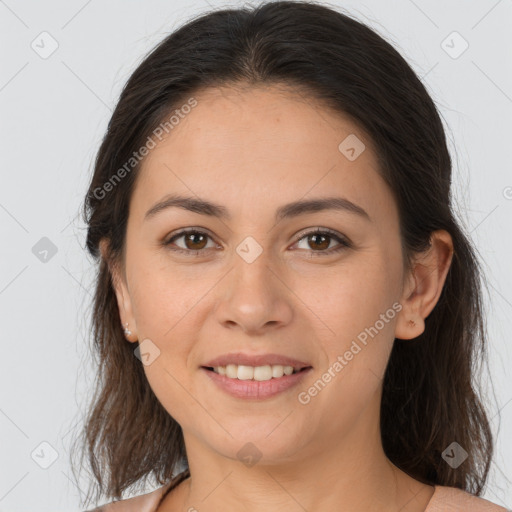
{"left": 101, "top": 84, "right": 454, "bottom": 511}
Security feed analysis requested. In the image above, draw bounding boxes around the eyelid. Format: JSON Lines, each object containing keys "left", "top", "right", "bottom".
{"left": 291, "top": 227, "right": 351, "bottom": 253}
{"left": 164, "top": 227, "right": 220, "bottom": 252}
{"left": 164, "top": 226, "right": 351, "bottom": 256}
{"left": 292, "top": 226, "right": 345, "bottom": 244}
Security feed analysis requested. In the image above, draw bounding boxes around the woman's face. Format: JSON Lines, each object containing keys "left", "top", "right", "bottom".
{"left": 110, "top": 85, "right": 417, "bottom": 465}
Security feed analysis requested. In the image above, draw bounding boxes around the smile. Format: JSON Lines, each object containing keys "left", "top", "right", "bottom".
{"left": 208, "top": 363, "right": 300, "bottom": 380}
{"left": 201, "top": 365, "right": 312, "bottom": 399}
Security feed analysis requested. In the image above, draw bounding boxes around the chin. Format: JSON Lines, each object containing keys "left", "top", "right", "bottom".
{"left": 208, "top": 423, "right": 309, "bottom": 465}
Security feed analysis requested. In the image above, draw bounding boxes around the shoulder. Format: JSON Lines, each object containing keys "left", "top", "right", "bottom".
{"left": 426, "top": 485, "right": 510, "bottom": 512}
{"left": 84, "top": 481, "right": 173, "bottom": 512}
{"left": 84, "top": 470, "right": 190, "bottom": 512}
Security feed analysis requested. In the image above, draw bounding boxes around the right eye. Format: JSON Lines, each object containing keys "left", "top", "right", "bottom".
{"left": 163, "top": 228, "right": 219, "bottom": 255}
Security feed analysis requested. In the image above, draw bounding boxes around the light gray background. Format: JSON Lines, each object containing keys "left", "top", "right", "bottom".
{"left": 0, "top": 0, "right": 511, "bottom": 510}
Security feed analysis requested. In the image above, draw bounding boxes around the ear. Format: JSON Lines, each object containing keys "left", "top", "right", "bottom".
{"left": 395, "top": 230, "right": 454, "bottom": 340}
{"left": 99, "top": 238, "right": 138, "bottom": 343}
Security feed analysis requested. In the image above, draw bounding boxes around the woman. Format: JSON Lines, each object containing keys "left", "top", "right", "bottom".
{"left": 73, "top": 1, "right": 509, "bottom": 511}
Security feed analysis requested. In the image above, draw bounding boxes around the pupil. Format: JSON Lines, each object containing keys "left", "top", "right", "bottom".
{"left": 187, "top": 233, "right": 206, "bottom": 250}
{"left": 311, "top": 234, "right": 329, "bottom": 250}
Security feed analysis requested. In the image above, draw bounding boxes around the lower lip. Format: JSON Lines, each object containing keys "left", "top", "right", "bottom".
{"left": 201, "top": 367, "right": 312, "bottom": 399}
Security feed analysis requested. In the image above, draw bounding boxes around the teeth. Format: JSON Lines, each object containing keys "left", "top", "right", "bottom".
{"left": 213, "top": 364, "right": 297, "bottom": 380}
{"left": 226, "top": 364, "right": 238, "bottom": 379}
{"left": 237, "top": 365, "right": 254, "bottom": 380}
{"left": 272, "top": 365, "right": 284, "bottom": 378}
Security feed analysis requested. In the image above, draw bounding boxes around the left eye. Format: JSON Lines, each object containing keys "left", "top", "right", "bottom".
{"left": 293, "top": 228, "right": 350, "bottom": 255}
{"left": 164, "top": 229, "right": 218, "bottom": 253}
{"left": 164, "top": 228, "right": 351, "bottom": 256}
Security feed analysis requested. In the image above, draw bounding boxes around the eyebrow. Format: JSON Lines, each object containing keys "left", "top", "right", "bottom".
{"left": 144, "top": 193, "right": 371, "bottom": 223}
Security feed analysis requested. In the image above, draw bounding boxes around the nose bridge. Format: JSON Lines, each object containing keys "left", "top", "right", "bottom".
{"left": 231, "top": 234, "right": 275, "bottom": 303}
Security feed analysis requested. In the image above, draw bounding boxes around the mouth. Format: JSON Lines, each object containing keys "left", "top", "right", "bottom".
{"left": 201, "top": 364, "right": 311, "bottom": 381}
{"left": 200, "top": 353, "right": 313, "bottom": 399}
{"left": 200, "top": 362, "right": 313, "bottom": 400}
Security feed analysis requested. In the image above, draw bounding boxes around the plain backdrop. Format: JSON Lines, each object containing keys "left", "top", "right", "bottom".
{"left": 0, "top": 0, "right": 511, "bottom": 510}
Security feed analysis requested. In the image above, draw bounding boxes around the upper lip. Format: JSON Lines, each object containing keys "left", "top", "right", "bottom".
{"left": 202, "top": 352, "right": 312, "bottom": 370}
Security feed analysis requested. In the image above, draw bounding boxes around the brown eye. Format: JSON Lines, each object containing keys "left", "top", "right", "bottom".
{"left": 306, "top": 233, "right": 331, "bottom": 250}
{"left": 293, "top": 228, "right": 351, "bottom": 256}
{"left": 164, "top": 227, "right": 350, "bottom": 257}
{"left": 164, "top": 229, "right": 216, "bottom": 254}
{"left": 182, "top": 232, "right": 208, "bottom": 250}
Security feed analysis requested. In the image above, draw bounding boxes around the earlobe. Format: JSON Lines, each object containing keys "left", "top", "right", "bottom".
{"left": 395, "top": 273, "right": 425, "bottom": 340}
{"left": 99, "top": 238, "right": 138, "bottom": 342}
{"left": 395, "top": 315, "right": 424, "bottom": 341}
{"left": 395, "top": 230, "right": 454, "bottom": 341}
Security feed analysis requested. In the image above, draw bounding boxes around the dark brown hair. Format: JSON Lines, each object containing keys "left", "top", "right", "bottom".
{"left": 71, "top": 0, "right": 497, "bottom": 507}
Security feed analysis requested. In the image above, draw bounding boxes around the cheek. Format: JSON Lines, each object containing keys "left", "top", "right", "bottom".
{"left": 126, "top": 263, "right": 200, "bottom": 407}
{"left": 313, "top": 253, "right": 398, "bottom": 345}
{"left": 304, "top": 253, "right": 399, "bottom": 400}
{"left": 128, "top": 253, "right": 205, "bottom": 340}
{"left": 134, "top": 273, "right": 203, "bottom": 427}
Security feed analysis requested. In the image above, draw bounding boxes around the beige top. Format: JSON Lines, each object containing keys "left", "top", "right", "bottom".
{"left": 85, "top": 470, "right": 190, "bottom": 512}
{"left": 87, "top": 472, "right": 510, "bottom": 512}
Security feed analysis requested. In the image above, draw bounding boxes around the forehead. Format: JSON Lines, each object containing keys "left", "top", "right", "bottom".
{"left": 131, "top": 85, "right": 396, "bottom": 227}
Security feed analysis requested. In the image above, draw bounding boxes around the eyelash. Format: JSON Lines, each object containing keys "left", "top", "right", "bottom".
{"left": 163, "top": 227, "right": 351, "bottom": 257}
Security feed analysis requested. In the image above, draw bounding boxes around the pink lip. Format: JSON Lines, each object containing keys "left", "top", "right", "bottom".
{"left": 202, "top": 352, "right": 311, "bottom": 370}
{"left": 201, "top": 367, "right": 312, "bottom": 399}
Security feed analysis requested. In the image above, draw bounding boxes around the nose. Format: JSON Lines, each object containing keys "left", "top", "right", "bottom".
{"left": 214, "top": 246, "right": 294, "bottom": 336}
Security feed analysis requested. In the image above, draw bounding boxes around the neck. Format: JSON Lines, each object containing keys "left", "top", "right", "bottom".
{"left": 161, "top": 396, "right": 434, "bottom": 512}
